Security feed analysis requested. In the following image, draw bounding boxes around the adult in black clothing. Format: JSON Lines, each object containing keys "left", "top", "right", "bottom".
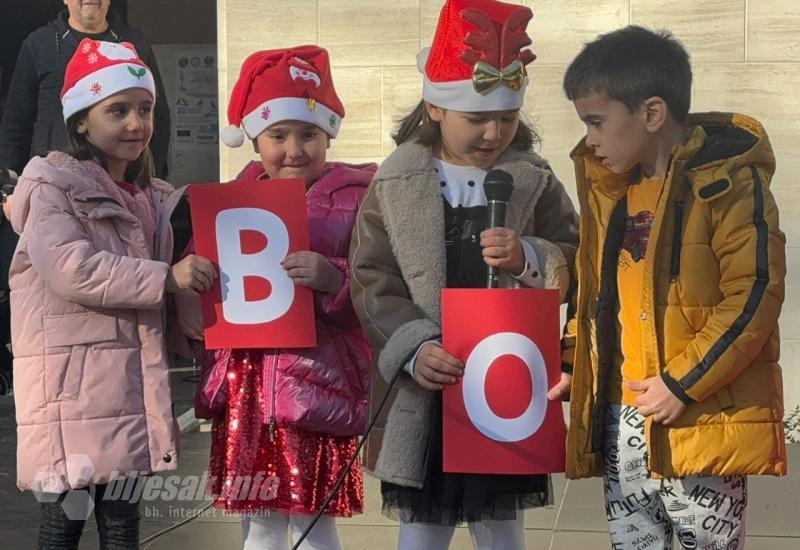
{"left": 0, "top": 169, "right": 16, "bottom": 395}
{"left": 0, "top": 1, "right": 171, "bottom": 394}
{"left": 0, "top": 0, "right": 171, "bottom": 178}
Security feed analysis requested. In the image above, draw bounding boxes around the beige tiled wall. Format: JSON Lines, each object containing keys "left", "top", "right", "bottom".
{"left": 218, "top": 0, "right": 800, "bottom": 416}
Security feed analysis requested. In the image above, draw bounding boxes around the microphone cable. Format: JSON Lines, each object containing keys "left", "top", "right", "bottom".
{"left": 291, "top": 362, "right": 404, "bottom": 550}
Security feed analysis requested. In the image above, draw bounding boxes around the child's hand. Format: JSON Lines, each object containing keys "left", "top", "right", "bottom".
{"left": 282, "top": 251, "right": 344, "bottom": 294}
{"left": 547, "top": 373, "right": 572, "bottom": 401}
{"left": 628, "top": 376, "right": 687, "bottom": 425}
{"left": 167, "top": 254, "right": 217, "bottom": 293}
{"left": 480, "top": 228, "right": 525, "bottom": 275}
{"left": 412, "top": 343, "right": 464, "bottom": 391}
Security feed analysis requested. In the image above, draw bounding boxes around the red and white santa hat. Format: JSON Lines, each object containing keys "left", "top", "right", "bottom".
{"left": 61, "top": 39, "right": 156, "bottom": 121}
{"left": 221, "top": 45, "right": 344, "bottom": 147}
{"left": 420, "top": 0, "right": 536, "bottom": 112}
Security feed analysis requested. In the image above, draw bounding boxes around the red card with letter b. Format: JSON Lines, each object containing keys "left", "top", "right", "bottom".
{"left": 188, "top": 179, "right": 316, "bottom": 349}
{"left": 442, "top": 288, "right": 565, "bottom": 474}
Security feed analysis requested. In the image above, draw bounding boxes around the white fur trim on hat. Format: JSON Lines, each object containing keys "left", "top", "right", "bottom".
{"left": 417, "top": 47, "right": 430, "bottom": 73}
{"left": 241, "top": 97, "right": 342, "bottom": 139}
{"left": 62, "top": 63, "right": 155, "bottom": 121}
{"left": 422, "top": 74, "right": 528, "bottom": 112}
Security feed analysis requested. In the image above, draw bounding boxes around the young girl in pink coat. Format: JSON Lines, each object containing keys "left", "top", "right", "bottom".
{"left": 9, "top": 39, "right": 215, "bottom": 549}
{"left": 197, "top": 45, "right": 373, "bottom": 550}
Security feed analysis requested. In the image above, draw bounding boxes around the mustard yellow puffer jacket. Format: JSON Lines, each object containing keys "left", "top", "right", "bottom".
{"left": 563, "top": 112, "right": 787, "bottom": 480}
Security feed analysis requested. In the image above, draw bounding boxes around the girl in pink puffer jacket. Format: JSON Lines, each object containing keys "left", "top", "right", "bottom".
{"left": 198, "top": 46, "right": 373, "bottom": 550}
{"left": 10, "top": 40, "right": 215, "bottom": 548}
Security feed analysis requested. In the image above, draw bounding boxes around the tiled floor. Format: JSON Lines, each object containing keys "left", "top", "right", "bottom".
{"left": 137, "top": 434, "right": 800, "bottom": 549}
{"left": 2, "top": 379, "right": 798, "bottom": 549}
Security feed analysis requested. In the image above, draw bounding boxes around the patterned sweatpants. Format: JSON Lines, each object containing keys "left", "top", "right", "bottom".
{"left": 603, "top": 403, "right": 747, "bottom": 550}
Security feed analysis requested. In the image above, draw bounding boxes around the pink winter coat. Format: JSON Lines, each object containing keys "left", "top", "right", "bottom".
{"left": 197, "top": 161, "right": 374, "bottom": 436}
{"left": 10, "top": 152, "right": 182, "bottom": 493}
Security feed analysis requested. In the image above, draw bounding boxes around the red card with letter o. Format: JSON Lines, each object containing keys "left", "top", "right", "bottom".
{"left": 442, "top": 288, "right": 565, "bottom": 474}
{"left": 188, "top": 179, "right": 316, "bottom": 349}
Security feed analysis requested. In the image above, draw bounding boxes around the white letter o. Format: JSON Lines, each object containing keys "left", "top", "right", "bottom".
{"left": 462, "top": 332, "right": 547, "bottom": 442}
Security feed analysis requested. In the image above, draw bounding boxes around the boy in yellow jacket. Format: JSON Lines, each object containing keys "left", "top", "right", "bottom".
{"left": 549, "top": 26, "right": 787, "bottom": 549}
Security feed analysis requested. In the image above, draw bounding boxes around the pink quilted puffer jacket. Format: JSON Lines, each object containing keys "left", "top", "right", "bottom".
{"left": 196, "top": 161, "right": 374, "bottom": 436}
{"left": 10, "top": 152, "right": 182, "bottom": 493}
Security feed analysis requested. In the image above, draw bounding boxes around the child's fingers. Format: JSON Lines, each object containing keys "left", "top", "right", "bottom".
{"left": 282, "top": 251, "right": 313, "bottom": 269}
{"left": 480, "top": 235, "right": 510, "bottom": 248}
{"left": 660, "top": 411, "right": 678, "bottom": 426}
{"left": 636, "top": 403, "right": 656, "bottom": 418}
{"left": 653, "top": 410, "right": 676, "bottom": 425}
{"left": 547, "top": 378, "right": 571, "bottom": 401}
{"left": 194, "top": 255, "right": 217, "bottom": 273}
{"left": 189, "top": 279, "right": 207, "bottom": 293}
{"left": 421, "top": 358, "right": 461, "bottom": 382}
{"left": 286, "top": 267, "right": 311, "bottom": 280}
{"left": 291, "top": 272, "right": 312, "bottom": 282}
{"left": 195, "top": 275, "right": 214, "bottom": 292}
{"left": 480, "top": 228, "right": 515, "bottom": 239}
{"left": 425, "top": 360, "right": 462, "bottom": 379}
{"left": 291, "top": 277, "right": 314, "bottom": 288}
{"left": 627, "top": 379, "right": 648, "bottom": 392}
{"left": 189, "top": 275, "right": 207, "bottom": 292}
{"left": 482, "top": 246, "right": 510, "bottom": 259}
{"left": 192, "top": 269, "right": 214, "bottom": 290}
{"left": 427, "top": 346, "right": 464, "bottom": 370}
{"left": 412, "top": 366, "right": 444, "bottom": 390}
{"left": 482, "top": 256, "right": 507, "bottom": 268}
{"left": 547, "top": 385, "right": 565, "bottom": 401}
{"left": 418, "top": 363, "right": 456, "bottom": 385}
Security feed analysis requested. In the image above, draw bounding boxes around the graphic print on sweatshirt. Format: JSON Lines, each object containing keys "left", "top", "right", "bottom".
{"left": 434, "top": 158, "right": 490, "bottom": 288}
{"left": 620, "top": 210, "right": 655, "bottom": 265}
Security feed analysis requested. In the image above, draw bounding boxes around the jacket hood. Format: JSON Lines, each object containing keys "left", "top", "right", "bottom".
{"left": 12, "top": 152, "right": 173, "bottom": 233}
{"left": 571, "top": 112, "right": 776, "bottom": 200}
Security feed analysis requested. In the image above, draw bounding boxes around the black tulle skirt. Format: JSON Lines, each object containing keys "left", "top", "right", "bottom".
{"left": 381, "top": 396, "right": 553, "bottom": 526}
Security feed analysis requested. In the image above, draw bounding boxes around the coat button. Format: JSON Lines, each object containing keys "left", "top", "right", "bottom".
{"left": 640, "top": 311, "right": 648, "bottom": 321}
{"left": 163, "top": 453, "right": 172, "bottom": 463}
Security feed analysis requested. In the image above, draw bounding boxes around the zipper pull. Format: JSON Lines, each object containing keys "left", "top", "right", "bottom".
{"left": 268, "top": 415, "right": 277, "bottom": 442}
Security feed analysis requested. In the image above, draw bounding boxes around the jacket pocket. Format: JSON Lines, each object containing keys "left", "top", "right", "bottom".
{"left": 43, "top": 312, "right": 118, "bottom": 401}
{"left": 714, "top": 384, "right": 736, "bottom": 411}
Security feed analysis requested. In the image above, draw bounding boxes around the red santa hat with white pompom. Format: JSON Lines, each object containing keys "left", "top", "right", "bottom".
{"left": 61, "top": 38, "right": 156, "bottom": 121}
{"left": 419, "top": 0, "right": 536, "bottom": 112}
{"left": 221, "top": 45, "right": 345, "bottom": 148}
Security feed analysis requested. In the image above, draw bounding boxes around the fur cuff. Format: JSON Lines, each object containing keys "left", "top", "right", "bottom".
{"left": 378, "top": 318, "right": 441, "bottom": 383}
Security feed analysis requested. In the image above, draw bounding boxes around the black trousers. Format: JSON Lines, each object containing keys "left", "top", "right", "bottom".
{"left": 0, "top": 289, "right": 11, "bottom": 394}
{"left": 38, "top": 483, "right": 140, "bottom": 550}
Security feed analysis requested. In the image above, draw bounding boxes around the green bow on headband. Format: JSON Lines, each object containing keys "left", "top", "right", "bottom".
{"left": 472, "top": 59, "right": 527, "bottom": 95}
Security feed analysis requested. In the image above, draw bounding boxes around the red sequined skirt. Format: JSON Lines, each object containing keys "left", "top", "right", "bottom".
{"left": 208, "top": 351, "right": 364, "bottom": 516}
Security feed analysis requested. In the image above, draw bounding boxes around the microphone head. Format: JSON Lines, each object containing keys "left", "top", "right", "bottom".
{"left": 483, "top": 169, "right": 514, "bottom": 202}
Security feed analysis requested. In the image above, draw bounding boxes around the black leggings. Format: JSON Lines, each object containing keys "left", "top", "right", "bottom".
{"left": 38, "top": 482, "right": 140, "bottom": 550}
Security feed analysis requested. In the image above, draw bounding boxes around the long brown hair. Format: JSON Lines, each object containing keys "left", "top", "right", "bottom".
{"left": 392, "top": 100, "right": 541, "bottom": 151}
{"left": 65, "top": 108, "right": 155, "bottom": 188}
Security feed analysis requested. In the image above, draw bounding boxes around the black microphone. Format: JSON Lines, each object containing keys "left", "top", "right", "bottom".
{"left": 483, "top": 169, "right": 514, "bottom": 288}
